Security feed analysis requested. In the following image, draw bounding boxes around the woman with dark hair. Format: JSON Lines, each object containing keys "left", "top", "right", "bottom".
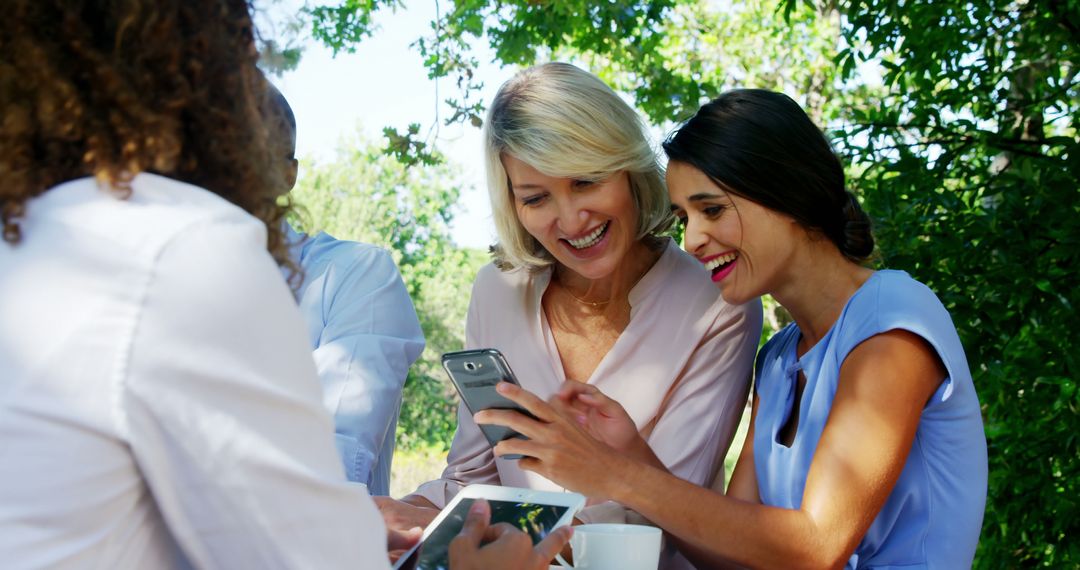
{"left": 0, "top": 1, "right": 567, "bottom": 568}
{"left": 474, "top": 89, "right": 988, "bottom": 568}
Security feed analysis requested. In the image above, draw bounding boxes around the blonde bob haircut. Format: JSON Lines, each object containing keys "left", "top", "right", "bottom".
{"left": 485, "top": 62, "right": 672, "bottom": 271}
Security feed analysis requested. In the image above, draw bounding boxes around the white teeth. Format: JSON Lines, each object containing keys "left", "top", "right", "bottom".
{"left": 567, "top": 222, "right": 608, "bottom": 249}
{"left": 704, "top": 252, "right": 738, "bottom": 271}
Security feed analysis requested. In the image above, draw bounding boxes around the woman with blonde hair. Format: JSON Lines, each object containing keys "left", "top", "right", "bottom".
{"left": 379, "top": 62, "right": 762, "bottom": 567}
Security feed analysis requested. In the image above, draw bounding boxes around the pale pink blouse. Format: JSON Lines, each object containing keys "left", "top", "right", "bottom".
{"left": 414, "top": 239, "right": 761, "bottom": 525}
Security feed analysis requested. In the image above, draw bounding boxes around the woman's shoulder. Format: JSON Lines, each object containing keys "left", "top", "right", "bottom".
{"left": 660, "top": 243, "right": 763, "bottom": 321}
{"left": 473, "top": 259, "right": 537, "bottom": 291}
{"left": 465, "top": 260, "right": 546, "bottom": 341}
{"left": 837, "top": 270, "right": 973, "bottom": 397}
{"left": 468, "top": 260, "right": 547, "bottom": 316}
{"left": 645, "top": 241, "right": 720, "bottom": 300}
{"left": 124, "top": 172, "right": 258, "bottom": 227}
{"left": 131, "top": 174, "right": 268, "bottom": 258}
{"left": 872, "top": 269, "right": 946, "bottom": 307}
{"left": 846, "top": 270, "right": 956, "bottom": 337}
{"left": 657, "top": 239, "right": 706, "bottom": 278}
{"left": 31, "top": 173, "right": 264, "bottom": 264}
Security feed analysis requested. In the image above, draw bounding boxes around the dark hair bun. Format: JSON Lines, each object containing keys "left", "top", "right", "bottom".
{"left": 838, "top": 192, "right": 874, "bottom": 261}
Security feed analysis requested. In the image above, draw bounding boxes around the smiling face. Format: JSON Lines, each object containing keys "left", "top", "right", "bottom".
{"left": 667, "top": 160, "right": 802, "bottom": 304}
{"left": 503, "top": 154, "right": 640, "bottom": 281}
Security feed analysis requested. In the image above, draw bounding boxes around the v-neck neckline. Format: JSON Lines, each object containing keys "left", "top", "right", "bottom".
{"left": 533, "top": 239, "right": 676, "bottom": 386}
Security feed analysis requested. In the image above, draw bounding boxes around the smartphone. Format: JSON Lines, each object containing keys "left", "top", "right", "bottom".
{"left": 441, "top": 348, "right": 536, "bottom": 459}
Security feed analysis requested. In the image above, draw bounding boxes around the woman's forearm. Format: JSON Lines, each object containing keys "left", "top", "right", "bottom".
{"left": 607, "top": 463, "right": 846, "bottom": 570}
{"left": 628, "top": 435, "right": 669, "bottom": 472}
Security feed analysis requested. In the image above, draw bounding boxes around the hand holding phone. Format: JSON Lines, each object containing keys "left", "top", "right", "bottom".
{"left": 442, "top": 348, "right": 537, "bottom": 459}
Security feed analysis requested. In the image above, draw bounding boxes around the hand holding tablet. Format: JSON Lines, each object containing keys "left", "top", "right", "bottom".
{"left": 393, "top": 485, "right": 583, "bottom": 570}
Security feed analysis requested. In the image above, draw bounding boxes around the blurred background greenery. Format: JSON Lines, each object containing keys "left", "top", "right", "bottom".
{"left": 275, "top": 0, "right": 1078, "bottom": 565}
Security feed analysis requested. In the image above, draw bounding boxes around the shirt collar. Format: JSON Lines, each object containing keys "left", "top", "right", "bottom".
{"left": 284, "top": 222, "right": 309, "bottom": 265}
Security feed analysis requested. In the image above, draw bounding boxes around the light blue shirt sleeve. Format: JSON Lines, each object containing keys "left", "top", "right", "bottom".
{"left": 295, "top": 235, "right": 425, "bottom": 495}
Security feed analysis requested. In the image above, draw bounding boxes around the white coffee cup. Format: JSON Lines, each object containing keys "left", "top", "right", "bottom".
{"left": 555, "top": 523, "right": 662, "bottom": 570}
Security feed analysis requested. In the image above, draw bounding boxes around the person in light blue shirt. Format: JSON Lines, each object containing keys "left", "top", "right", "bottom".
{"left": 474, "top": 89, "right": 988, "bottom": 568}
{"left": 286, "top": 225, "right": 424, "bottom": 494}
{"left": 270, "top": 87, "right": 425, "bottom": 494}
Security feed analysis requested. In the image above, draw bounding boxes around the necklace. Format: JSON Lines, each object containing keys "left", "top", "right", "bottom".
{"left": 553, "top": 245, "right": 660, "bottom": 309}
{"left": 560, "top": 283, "right": 612, "bottom": 307}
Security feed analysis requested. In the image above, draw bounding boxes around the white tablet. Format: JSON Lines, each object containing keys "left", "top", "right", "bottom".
{"left": 393, "top": 484, "right": 586, "bottom": 570}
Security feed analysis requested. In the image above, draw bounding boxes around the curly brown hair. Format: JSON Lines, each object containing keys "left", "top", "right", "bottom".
{"left": 0, "top": 0, "right": 294, "bottom": 266}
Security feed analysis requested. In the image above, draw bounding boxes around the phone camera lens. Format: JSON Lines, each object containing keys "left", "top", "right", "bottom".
{"left": 464, "top": 362, "right": 477, "bottom": 371}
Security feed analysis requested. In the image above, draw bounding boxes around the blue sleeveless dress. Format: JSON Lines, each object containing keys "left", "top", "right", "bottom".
{"left": 753, "top": 270, "right": 987, "bottom": 568}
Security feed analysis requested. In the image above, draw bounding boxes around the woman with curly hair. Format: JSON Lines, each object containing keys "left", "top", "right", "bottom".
{"left": 0, "top": 1, "right": 568, "bottom": 568}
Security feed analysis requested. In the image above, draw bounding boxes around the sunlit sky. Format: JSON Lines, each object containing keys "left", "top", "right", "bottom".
{"left": 267, "top": 1, "right": 513, "bottom": 249}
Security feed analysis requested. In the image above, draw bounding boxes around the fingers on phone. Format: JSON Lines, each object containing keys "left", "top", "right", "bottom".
{"left": 494, "top": 437, "right": 539, "bottom": 461}
{"left": 516, "top": 456, "right": 543, "bottom": 476}
{"left": 497, "top": 382, "right": 556, "bottom": 421}
{"left": 476, "top": 408, "right": 542, "bottom": 440}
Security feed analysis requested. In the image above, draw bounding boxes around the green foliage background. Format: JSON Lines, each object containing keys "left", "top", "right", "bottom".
{"left": 290, "top": 0, "right": 1079, "bottom": 565}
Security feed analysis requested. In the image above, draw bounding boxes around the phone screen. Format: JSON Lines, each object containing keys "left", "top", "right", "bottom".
{"left": 395, "top": 498, "right": 570, "bottom": 570}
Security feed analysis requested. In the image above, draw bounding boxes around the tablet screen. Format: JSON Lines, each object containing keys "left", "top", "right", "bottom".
{"left": 396, "top": 498, "right": 570, "bottom": 570}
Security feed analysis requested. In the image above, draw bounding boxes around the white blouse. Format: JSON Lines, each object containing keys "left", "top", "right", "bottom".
{"left": 415, "top": 240, "right": 762, "bottom": 522}
{"left": 0, "top": 175, "right": 389, "bottom": 569}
